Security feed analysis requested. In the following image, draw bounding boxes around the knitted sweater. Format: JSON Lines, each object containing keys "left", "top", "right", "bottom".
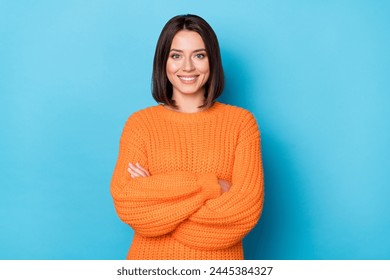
{"left": 110, "top": 102, "right": 264, "bottom": 260}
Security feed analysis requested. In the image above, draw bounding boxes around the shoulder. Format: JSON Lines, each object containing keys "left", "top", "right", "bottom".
{"left": 216, "top": 102, "right": 257, "bottom": 124}
{"left": 217, "top": 103, "right": 260, "bottom": 140}
{"left": 127, "top": 105, "right": 160, "bottom": 120}
{"left": 124, "top": 105, "right": 162, "bottom": 126}
{"left": 122, "top": 105, "right": 161, "bottom": 134}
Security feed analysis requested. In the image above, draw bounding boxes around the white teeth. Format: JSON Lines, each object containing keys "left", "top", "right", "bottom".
{"left": 179, "top": 76, "right": 196, "bottom": 81}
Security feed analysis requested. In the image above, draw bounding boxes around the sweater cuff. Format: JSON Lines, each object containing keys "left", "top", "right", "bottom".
{"left": 197, "top": 173, "right": 221, "bottom": 200}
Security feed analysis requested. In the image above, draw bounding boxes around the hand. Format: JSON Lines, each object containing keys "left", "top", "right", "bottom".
{"left": 218, "top": 179, "right": 231, "bottom": 193}
{"left": 128, "top": 163, "right": 150, "bottom": 178}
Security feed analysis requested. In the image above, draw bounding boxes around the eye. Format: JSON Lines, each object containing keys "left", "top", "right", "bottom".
{"left": 195, "top": 53, "right": 206, "bottom": 59}
{"left": 171, "top": 53, "right": 181, "bottom": 59}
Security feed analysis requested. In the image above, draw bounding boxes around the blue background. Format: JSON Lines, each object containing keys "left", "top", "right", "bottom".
{"left": 1, "top": 0, "right": 389, "bottom": 260}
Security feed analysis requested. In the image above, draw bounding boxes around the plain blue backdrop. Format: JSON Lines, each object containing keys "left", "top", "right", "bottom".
{"left": 1, "top": 0, "right": 389, "bottom": 259}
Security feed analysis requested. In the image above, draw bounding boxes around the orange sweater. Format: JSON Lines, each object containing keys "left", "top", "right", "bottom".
{"left": 110, "top": 102, "right": 264, "bottom": 259}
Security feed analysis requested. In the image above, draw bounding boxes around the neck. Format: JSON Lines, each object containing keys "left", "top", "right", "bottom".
{"left": 171, "top": 92, "right": 205, "bottom": 113}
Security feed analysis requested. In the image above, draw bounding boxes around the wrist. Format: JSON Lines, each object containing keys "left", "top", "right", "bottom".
{"left": 197, "top": 173, "right": 221, "bottom": 200}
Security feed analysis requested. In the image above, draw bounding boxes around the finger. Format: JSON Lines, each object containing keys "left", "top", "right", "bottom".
{"left": 127, "top": 167, "right": 138, "bottom": 178}
{"left": 136, "top": 163, "right": 150, "bottom": 176}
{"left": 128, "top": 164, "right": 141, "bottom": 177}
{"left": 129, "top": 163, "right": 149, "bottom": 177}
{"left": 130, "top": 165, "right": 148, "bottom": 177}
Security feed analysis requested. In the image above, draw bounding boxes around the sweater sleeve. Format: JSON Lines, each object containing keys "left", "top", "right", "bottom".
{"left": 171, "top": 112, "right": 264, "bottom": 250}
{"left": 110, "top": 114, "right": 222, "bottom": 237}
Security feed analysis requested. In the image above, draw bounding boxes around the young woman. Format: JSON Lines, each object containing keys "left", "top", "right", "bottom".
{"left": 110, "top": 14, "right": 264, "bottom": 260}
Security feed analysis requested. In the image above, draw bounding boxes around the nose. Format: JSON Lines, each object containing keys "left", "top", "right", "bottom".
{"left": 183, "top": 56, "right": 195, "bottom": 72}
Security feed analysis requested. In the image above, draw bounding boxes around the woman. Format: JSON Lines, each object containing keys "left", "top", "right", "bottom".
{"left": 111, "top": 14, "right": 264, "bottom": 260}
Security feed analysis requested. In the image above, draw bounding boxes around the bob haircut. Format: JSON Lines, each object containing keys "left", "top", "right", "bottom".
{"left": 152, "top": 14, "right": 224, "bottom": 109}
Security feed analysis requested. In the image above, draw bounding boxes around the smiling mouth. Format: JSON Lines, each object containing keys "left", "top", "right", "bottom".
{"left": 178, "top": 75, "right": 198, "bottom": 82}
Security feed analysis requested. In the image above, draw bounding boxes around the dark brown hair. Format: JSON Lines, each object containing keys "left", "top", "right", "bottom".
{"left": 152, "top": 14, "right": 224, "bottom": 109}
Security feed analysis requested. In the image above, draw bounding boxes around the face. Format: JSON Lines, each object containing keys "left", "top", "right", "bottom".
{"left": 166, "top": 30, "right": 210, "bottom": 100}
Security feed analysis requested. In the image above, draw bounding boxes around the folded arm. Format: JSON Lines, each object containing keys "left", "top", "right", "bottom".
{"left": 110, "top": 115, "right": 222, "bottom": 237}
{"left": 171, "top": 112, "right": 264, "bottom": 250}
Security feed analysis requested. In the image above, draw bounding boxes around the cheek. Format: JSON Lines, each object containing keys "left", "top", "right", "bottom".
{"left": 196, "top": 60, "right": 210, "bottom": 74}
{"left": 166, "top": 60, "right": 180, "bottom": 75}
{"left": 202, "top": 72, "right": 210, "bottom": 85}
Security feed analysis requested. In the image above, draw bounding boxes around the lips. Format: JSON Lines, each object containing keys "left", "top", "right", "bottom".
{"left": 178, "top": 75, "right": 198, "bottom": 82}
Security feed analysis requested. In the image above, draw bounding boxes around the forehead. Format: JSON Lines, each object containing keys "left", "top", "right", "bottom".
{"left": 170, "top": 30, "right": 206, "bottom": 50}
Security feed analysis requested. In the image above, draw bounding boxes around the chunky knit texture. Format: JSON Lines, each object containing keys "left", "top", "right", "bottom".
{"left": 110, "top": 102, "right": 264, "bottom": 260}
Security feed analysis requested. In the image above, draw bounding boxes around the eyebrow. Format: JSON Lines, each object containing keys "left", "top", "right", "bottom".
{"left": 169, "top": 48, "right": 207, "bottom": 53}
